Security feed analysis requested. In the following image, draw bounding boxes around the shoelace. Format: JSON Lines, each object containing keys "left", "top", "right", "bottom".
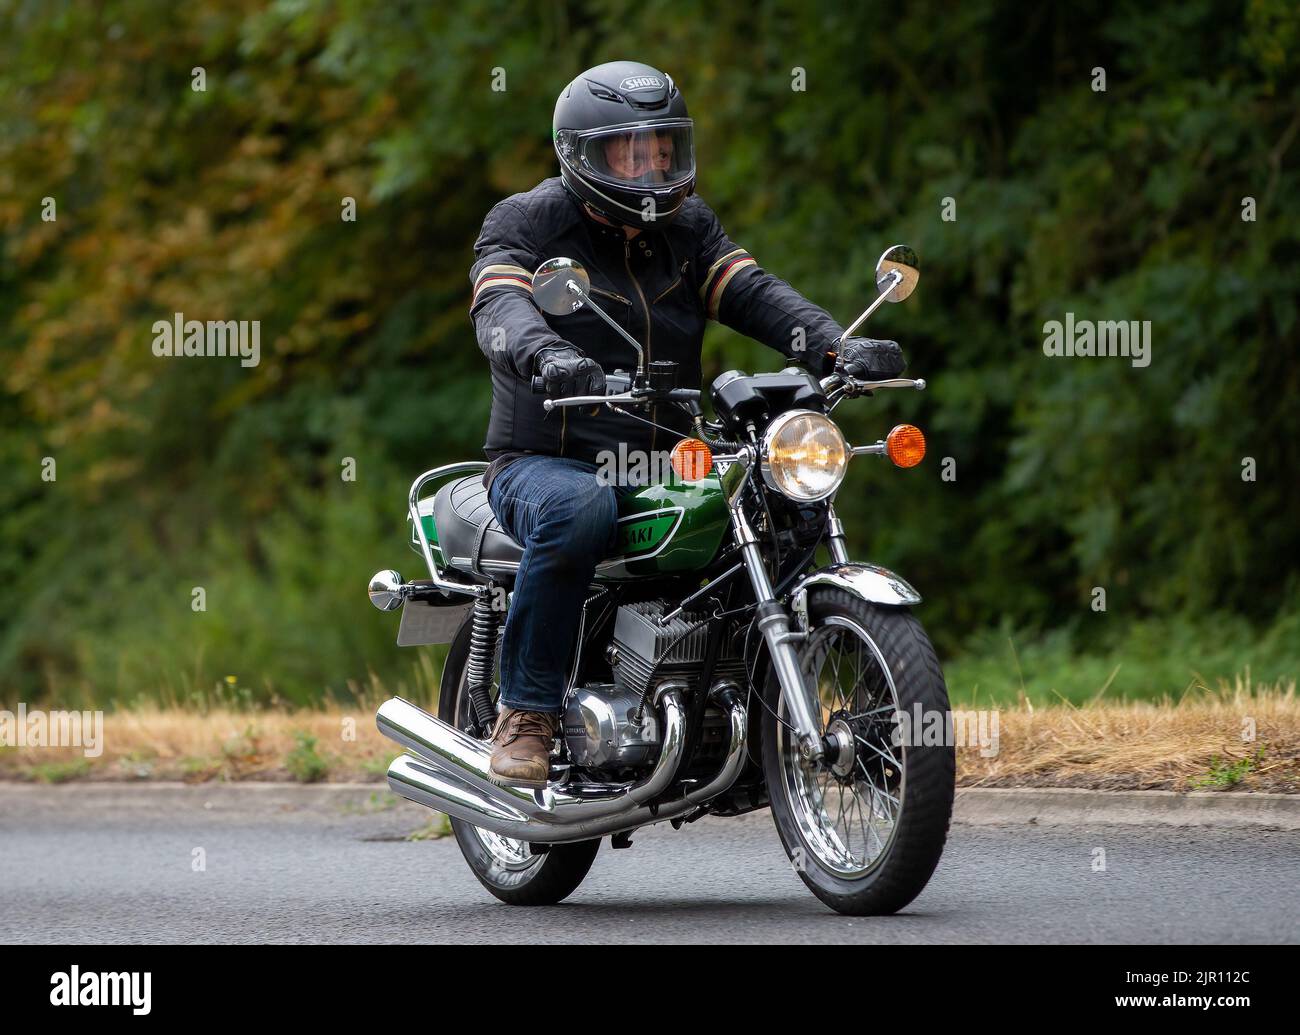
{"left": 499, "top": 711, "right": 555, "bottom": 744}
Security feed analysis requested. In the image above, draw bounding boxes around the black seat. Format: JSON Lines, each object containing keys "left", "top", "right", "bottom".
{"left": 431, "top": 475, "right": 524, "bottom": 582}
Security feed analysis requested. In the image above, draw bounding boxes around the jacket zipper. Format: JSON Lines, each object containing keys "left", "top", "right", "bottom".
{"left": 624, "top": 238, "right": 655, "bottom": 452}
{"left": 589, "top": 284, "right": 630, "bottom": 456}
{"left": 653, "top": 243, "right": 687, "bottom": 304}
{"left": 590, "top": 285, "right": 632, "bottom": 306}
{"left": 652, "top": 276, "right": 683, "bottom": 304}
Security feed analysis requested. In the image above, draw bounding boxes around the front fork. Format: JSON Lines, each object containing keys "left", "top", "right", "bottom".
{"left": 729, "top": 491, "right": 844, "bottom": 763}
{"left": 825, "top": 504, "right": 850, "bottom": 565}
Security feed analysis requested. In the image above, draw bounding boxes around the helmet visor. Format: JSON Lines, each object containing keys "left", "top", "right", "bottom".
{"left": 570, "top": 120, "right": 695, "bottom": 190}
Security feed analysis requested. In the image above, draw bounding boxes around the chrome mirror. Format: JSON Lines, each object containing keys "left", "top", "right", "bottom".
{"left": 368, "top": 569, "right": 405, "bottom": 612}
{"left": 875, "top": 244, "right": 920, "bottom": 303}
{"left": 532, "top": 257, "right": 591, "bottom": 316}
{"left": 841, "top": 244, "right": 922, "bottom": 339}
{"left": 533, "top": 256, "right": 647, "bottom": 374}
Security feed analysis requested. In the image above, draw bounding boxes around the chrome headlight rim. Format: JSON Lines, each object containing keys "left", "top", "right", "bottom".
{"left": 759, "top": 409, "right": 849, "bottom": 503}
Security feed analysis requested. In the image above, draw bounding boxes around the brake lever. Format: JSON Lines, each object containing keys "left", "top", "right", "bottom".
{"left": 861, "top": 377, "right": 926, "bottom": 391}
{"left": 542, "top": 388, "right": 651, "bottom": 413}
{"left": 823, "top": 373, "right": 926, "bottom": 396}
{"left": 541, "top": 386, "right": 701, "bottom": 414}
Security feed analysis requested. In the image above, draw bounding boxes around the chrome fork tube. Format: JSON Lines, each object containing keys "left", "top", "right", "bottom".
{"left": 729, "top": 491, "right": 824, "bottom": 761}
{"left": 826, "top": 503, "right": 850, "bottom": 564}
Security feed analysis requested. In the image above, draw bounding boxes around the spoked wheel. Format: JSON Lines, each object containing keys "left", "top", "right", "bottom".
{"left": 762, "top": 588, "right": 955, "bottom": 915}
{"left": 437, "top": 616, "right": 599, "bottom": 906}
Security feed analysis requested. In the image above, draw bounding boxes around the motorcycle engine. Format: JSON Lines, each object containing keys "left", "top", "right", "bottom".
{"left": 562, "top": 682, "right": 659, "bottom": 771}
{"left": 562, "top": 600, "right": 745, "bottom": 777}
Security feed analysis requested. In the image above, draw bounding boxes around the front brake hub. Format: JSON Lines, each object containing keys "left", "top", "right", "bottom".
{"left": 824, "top": 716, "right": 857, "bottom": 780}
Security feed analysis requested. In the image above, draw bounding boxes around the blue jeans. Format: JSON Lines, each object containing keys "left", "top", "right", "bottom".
{"left": 487, "top": 456, "right": 625, "bottom": 714}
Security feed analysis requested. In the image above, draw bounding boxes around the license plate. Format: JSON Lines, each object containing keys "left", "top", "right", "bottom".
{"left": 397, "top": 598, "right": 473, "bottom": 646}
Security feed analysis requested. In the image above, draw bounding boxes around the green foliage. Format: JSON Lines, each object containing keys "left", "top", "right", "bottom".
{"left": 220, "top": 724, "right": 263, "bottom": 768}
{"left": 29, "top": 757, "right": 92, "bottom": 783}
{"left": 1, "top": 0, "right": 1297, "bottom": 705}
{"left": 285, "top": 730, "right": 329, "bottom": 783}
{"left": 946, "top": 601, "right": 1300, "bottom": 705}
{"left": 1189, "top": 748, "right": 1266, "bottom": 790}
{"left": 405, "top": 814, "right": 452, "bottom": 841}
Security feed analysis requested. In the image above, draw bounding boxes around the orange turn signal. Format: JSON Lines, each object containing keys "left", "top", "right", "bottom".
{"left": 670, "top": 437, "right": 714, "bottom": 482}
{"left": 885, "top": 424, "right": 926, "bottom": 468}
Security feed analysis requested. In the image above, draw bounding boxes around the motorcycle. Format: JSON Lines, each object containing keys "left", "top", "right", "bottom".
{"left": 367, "top": 244, "right": 955, "bottom": 915}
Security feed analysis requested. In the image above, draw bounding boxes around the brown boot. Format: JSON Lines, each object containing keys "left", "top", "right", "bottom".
{"left": 488, "top": 708, "right": 558, "bottom": 788}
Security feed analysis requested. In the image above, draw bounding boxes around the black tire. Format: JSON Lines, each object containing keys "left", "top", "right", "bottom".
{"left": 437, "top": 615, "right": 599, "bottom": 906}
{"left": 762, "top": 588, "right": 955, "bottom": 916}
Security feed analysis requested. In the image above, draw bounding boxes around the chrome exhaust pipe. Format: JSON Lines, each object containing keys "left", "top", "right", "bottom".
{"left": 377, "top": 683, "right": 748, "bottom": 843}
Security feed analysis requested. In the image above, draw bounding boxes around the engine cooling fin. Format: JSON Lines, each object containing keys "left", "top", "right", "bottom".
{"left": 610, "top": 600, "right": 745, "bottom": 701}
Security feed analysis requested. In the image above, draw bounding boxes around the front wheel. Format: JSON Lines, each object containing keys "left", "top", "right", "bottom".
{"left": 762, "top": 588, "right": 955, "bottom": 915}
{"left": 438, "top": 616, "right": 599, "bottom": 906}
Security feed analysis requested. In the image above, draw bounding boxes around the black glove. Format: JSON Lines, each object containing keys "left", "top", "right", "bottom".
{"left": 535, "top": 345, "right": 607, "bottom": 398}
{"left": 834, "top": 337, "right": 906, "bottom": 380}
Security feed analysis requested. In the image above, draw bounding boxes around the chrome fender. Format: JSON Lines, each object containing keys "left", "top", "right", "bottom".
{"left": 789, "top": 562, "right": 921, "bottom": 626}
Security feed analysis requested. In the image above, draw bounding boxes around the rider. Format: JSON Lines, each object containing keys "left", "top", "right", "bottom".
{"left": 470, "top": 60, "right": 890, "bottom": 786}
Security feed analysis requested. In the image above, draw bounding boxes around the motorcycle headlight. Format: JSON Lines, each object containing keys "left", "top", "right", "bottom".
{"left": 760, "top": 410, "right": 849, "bottom": 502}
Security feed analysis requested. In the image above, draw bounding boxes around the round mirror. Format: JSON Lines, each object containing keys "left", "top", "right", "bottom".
{"left": 532, "top": 257, "right": 590, "bottom": 316}
{"left": 368, "top": 569, "right": 404, "bottom": 612}
{"left": 875, "top": 244, "right": 920, "bottom": 303}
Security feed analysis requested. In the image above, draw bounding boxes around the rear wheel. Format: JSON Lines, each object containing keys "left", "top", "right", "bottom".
{"left": 438, "top": 615, "right": 599, "bottom": 906}
{"left": 762, "top": 588, "right": 954, "bottom": 915}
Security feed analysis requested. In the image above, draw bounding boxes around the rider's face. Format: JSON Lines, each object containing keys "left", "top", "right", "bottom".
{"left": 602, "top": 130, "right": 673, "bottom": 181}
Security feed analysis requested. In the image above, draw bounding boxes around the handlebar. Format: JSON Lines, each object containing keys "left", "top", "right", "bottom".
{"left": 532, "top": 367, "right": 632, "bottom": 399}
{"left": 539, "top": 373, "right": 924, "bottom": 423}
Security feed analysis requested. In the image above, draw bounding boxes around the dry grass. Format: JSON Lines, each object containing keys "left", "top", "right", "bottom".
{"left": 0, "top": 704, "right": 405, "bottom": 784}
{"left": 956, "top": 676, "right": 1299, "bottom": 792}
{"left": 2, "top": 678, "right": 1295, "bottom": 792}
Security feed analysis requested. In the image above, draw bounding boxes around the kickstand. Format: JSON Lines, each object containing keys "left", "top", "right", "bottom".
{"left": 610, "top": 831, "right": 634, "bottom": 850}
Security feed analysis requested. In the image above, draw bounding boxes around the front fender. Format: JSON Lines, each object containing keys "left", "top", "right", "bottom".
{"left": 789, "top": 562, "right": 921, "bottom": 623}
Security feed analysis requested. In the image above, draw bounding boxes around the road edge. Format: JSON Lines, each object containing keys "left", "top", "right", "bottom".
{"left": 0, "top": 781, "right": 1297, "bottom": 829}
{"left": 953, "top": 787, "right": 1300, "bottom": 829}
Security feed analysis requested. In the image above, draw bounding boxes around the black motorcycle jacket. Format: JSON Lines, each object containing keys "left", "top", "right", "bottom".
{"left": 469, "top": 177, "right": 844, "bottom": 479}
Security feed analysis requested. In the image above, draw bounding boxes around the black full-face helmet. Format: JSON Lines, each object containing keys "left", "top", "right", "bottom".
{"left": 553, "top": 60, "right": 695, "bottom": 228}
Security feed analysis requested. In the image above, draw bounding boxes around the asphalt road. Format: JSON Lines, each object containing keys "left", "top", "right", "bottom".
{"left": 1, "top": 785, "right": 1296, "bottom": 944}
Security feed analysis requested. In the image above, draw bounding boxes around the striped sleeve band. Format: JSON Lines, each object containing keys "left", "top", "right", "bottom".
{"left": 700, "top": 248, "right": 758, "bottom": 320}
{"left": 472, "top": 263, "right": 533, "bottom": 307}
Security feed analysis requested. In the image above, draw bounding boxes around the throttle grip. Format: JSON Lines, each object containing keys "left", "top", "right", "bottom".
{"left": 531, "top": 376, "right": 547, "bottom": 394}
